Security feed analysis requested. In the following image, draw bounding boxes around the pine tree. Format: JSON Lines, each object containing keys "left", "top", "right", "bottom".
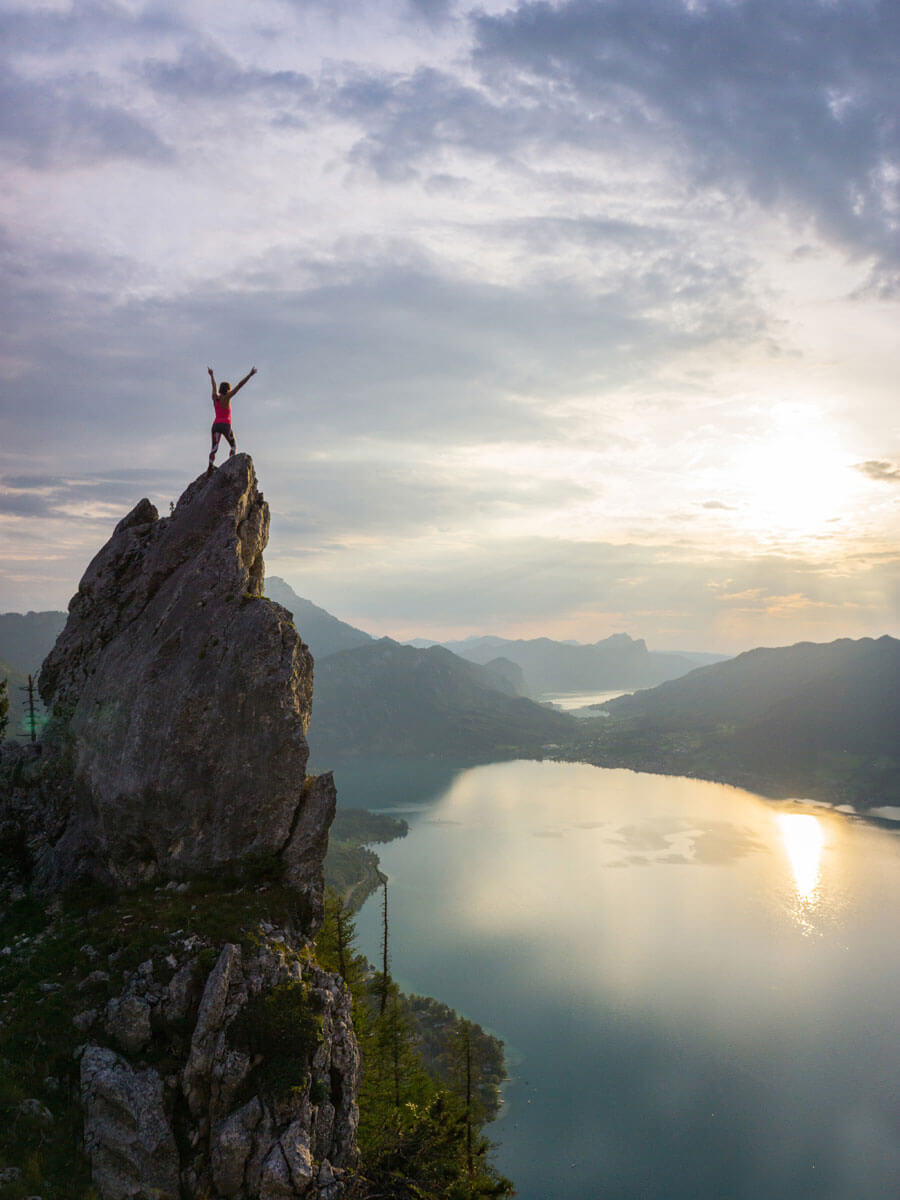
{"left": 335, "top": 896, "right": 350, "bottom": 980}
{"left": 313, "top": 889, "right": 514, "bottom": 1197}
{"left": 461, "top": 1019, "right": 474, "bottom": 1176}
{"left": 317, "top": 889, "right": 364, "bottom": 995}
{"left": 379, "top": 876, "right": 389, "bottom": 1016}
{"left": 0, "top": 677, "right": 8, "bottom": 741}
{"left": 21, "top": 674, "right": 38, "bottom": 743}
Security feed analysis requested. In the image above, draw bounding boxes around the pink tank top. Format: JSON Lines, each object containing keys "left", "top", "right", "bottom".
{"left": 214, "top": 394, "right": 231, "bottom": 423}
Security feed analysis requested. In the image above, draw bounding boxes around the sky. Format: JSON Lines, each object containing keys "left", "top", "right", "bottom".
{"left": 1, "top": 0, "right": 898, "bottom": 653}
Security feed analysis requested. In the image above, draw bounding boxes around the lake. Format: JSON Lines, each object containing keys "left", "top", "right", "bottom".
{"left": 537, "top": 689, "right": 631, "bottom": 717}
{"left": 335, "top": 758, "right": 900, "bottom": 1200}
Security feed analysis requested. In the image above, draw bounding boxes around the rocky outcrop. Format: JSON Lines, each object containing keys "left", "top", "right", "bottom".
{"left": 32, "top": 455, "right": 332, "bottom": 913}
{"left": 80, "top": 931, "right": 359, "bottom": 1199}
{"left": 0, "top": 455, "right": 362, "bottom": 1198}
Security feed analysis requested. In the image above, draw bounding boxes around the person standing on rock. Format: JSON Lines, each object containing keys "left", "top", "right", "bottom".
{"left": 207, "top": 365, "right": 256, "bottom": 470}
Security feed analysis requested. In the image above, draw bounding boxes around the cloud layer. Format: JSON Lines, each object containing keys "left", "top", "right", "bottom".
{"left": 1, "top": 0, "right": 898, "bottom": 650}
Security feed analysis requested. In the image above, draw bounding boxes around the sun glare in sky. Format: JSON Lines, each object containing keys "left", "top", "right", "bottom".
{"left": 729, "top": 405, "right": 864, "bottom": 546}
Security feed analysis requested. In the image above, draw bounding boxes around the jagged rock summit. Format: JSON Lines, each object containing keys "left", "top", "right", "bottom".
{"left": 36, "top": 453, "right": 333, "bottom": 907}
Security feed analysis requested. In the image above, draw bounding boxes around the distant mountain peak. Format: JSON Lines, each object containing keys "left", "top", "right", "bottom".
{"left": 440, "top": 630, "right": 699, "bottom": 694}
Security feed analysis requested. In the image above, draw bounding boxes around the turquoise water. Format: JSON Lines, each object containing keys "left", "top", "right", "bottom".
{"left": 337, "top": 759, "right": 900, "bottom": 1200}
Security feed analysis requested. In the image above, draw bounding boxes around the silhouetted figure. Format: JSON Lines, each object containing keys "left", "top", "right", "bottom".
{"left": 207, "top": 365, "right": 256, "bottom": 470}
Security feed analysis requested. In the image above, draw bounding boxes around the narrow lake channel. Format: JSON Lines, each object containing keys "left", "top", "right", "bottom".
{"left": 335, "top": 758, "right": 900, "bottom": 1200}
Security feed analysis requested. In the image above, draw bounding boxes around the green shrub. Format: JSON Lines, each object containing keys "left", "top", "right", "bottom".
{"left": 195, "top": 946, "right": 219, "bottom": 975}
{"left": 228, "top": 982, "right": 323, "bottom": 1099}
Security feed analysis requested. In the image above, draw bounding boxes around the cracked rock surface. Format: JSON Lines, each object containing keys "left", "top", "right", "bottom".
{"left": 82, "top": 933, "right": 359, "bottom": 1199}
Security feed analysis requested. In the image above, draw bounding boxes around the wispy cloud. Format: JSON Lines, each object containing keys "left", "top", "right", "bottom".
{"left": 855, "top": 460, "right": 900, "bottom": 484}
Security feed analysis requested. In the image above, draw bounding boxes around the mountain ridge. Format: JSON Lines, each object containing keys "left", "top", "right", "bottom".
{"left": 263, "top": 576, "right": 372, "bottom": 660}
{"left": 569, "top": 635, "right": 900, "bottom": 810}
{"left": 0, "top": 610, "right": 67, "bottom": 675}
{"left": 308, "top": 636, "right": 574, "bottom": 763}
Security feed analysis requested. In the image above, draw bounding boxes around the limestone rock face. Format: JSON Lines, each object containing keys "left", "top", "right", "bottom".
{"left": 35, "top": 455, "right": 329, "bottom": 904}
{"left": 80, "top": 931, "right": 360, "bottom": 1200}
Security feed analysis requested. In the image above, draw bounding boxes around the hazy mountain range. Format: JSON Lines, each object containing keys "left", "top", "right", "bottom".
{"left": 0, "top": 584, "right": 559, "bottom": 759}
{"left": 3, "top": 588, "right": 896, "bottom": 810}
{"left": 265, "top": 578, "right": 557, "bottom": 760}
{"left": 572, "top": 636, "right": 900, "bottom": 811}
{"left": 265, "top": 577, "right": 724, "bottom": 696}
{"left": 434, "top": 634, "right": 726, "bottom": 695}
{"left": 0, "top": 611, "right": 66, "bottom": 675}
{"left": 306, "top": 637, "right": 572, "bottom": 763}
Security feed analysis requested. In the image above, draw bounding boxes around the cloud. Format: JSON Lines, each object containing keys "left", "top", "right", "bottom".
{"left": 296, "top": 0, "right": 900, "bottom": 279}
{"left": 0, "top": 72, "right": 173, "bottom": 168}
{"left": 0, "top": 0, "right": 897, "bottom": 651}
{"left": 854, "top": 459, "right": 900, "bottom": 484}
{"left": 142, "top": 41, "right": 314, "bottom": 104}
{"left": 0, "top": 228, "right": 763, "bottom": 461}
{"left": 269, "top": 534, "right": 900, "bottom": 650}
{"left": 333, "top": 63, "right": 619, "bottom": 182}
{"left": 265, "top": 454, "right": 594, "bottom": 541}
{"left": 470, "top": 0, "right": 900, "bottom": 265}
{"left": 0, "top": 2, "right": 183, "bottom": 55}
{"left": 1, "top": 474, "right": 66, "bottom": 491}
{"left": 0, "top": 470, "right": 185, "bottom": 521}
{"left": 407, "top": 0, "right": 456, "bottom": 25}
{"left": 0, "top": 491, "right": 54, "bottom": 517}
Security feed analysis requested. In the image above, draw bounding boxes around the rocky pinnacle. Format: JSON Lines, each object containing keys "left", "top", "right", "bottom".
{"left": 35, "top": 454, "right": 334, "bottom": 919}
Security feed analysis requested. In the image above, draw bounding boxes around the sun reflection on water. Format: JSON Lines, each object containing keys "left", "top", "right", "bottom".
{"left": 775, "top": 813, "right": 826, "bottom": 928}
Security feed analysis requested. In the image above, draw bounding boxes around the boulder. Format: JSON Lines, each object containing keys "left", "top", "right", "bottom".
{"left": 280, "top": 1118, "right": 315, "bottom": 1193}
{"left": 104, "top": 992, "right": 152, "bottom": 1056}
{"left": 81, "top": 1045, "right": 179, "bottom": 1200}
{"left": 210, "top": 1097, "right": 263, "bottom": 1196}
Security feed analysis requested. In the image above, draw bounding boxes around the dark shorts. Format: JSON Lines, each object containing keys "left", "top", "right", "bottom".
{"left": 211, "top": 421, "right": 233, "bottom": 436}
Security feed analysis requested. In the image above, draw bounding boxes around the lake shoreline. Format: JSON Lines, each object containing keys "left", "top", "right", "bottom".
{"left": 550, "top": 745, "right": 900, "bottom": 830}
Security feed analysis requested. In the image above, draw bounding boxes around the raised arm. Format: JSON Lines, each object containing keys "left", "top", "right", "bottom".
{"left": 229, "top": 366, "right": 257, "bottom": 398}
{"left": 208, "top": 366, "right": 217, "bottom": 401}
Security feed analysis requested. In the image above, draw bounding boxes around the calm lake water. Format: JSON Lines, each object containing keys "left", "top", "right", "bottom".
{"left": 537, "top": 689, "right": 631, "bottom": 716}
{"left": 335, "top": 759, "right": 900, "bottom": 1200}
